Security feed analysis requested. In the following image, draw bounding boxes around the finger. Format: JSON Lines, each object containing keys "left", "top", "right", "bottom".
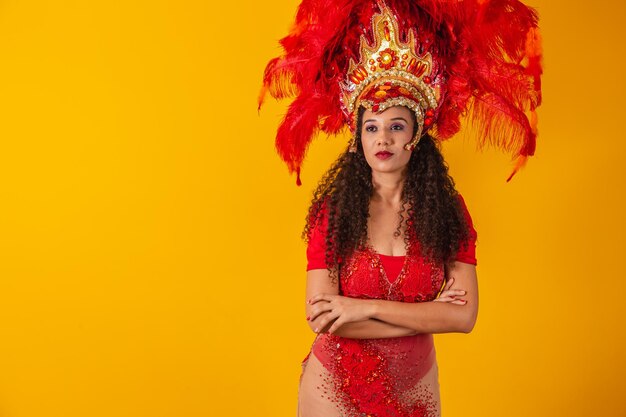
{"left": 441, "top": 288, "right": 466, "bottom": 296}
{"left": 328, "top": 316, "right": 346, "bottom": 334}
{"left": 316, "top": 311, "right": 340, "bottom": 333}
{"left": 319, "top": 318, "right": 337, "bottom": 334}
{"left": 308, "top": 294, "right": 334, "bottom": 305}
{"left": 444, "top": 277, "right": 454, "bottom": 291}
{"left": 309, "top": 305, "right": 332, "bottom": 323}
{"left": 437, "top": 290, "right": 465, "bottom": 298}
{"left": 309, "top": 310, "right": 332, "bottom": 326}
{"left": 308, "top": 302, "right": 333, "bottom": 322}
{"left": 433, "top": 297, "right": 454, "bottom": 303}
{"left": 439, "top": 289, "right": 466, "bottom": 298}
{"left": 435, "top": 298, "right": 465, "bottom": 305}
{"left": 308, "top": 294, "right": 321, "bottom": 305}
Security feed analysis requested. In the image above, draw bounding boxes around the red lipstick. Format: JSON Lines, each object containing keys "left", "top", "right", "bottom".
{"left": 375, "top": 151, "right": 393, "bottom": 160}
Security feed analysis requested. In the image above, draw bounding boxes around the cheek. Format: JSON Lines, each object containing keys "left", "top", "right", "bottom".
{"left": 360, "top": 137, "right": 379, "bottom": 164}
{"left": 360, "top": 134, "right": 376, "bottom": 150}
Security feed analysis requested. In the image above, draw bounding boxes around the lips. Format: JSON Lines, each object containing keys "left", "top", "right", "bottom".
{"left": 375, "top": 151, "right": 393, "bottom": 160}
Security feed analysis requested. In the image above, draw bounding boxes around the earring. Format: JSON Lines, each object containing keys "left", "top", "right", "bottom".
{"left": 404, "top": 125, "right": 424, "bottom": 151}
{"left": 403, "top": 135, "right": 422, "bottom": 151}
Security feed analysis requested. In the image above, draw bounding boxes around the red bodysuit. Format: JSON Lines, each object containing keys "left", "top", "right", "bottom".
{"left": 298, "top": 195, "right": 477, "bottom": 417}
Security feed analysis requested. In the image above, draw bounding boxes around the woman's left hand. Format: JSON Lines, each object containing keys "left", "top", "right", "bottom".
{"left": 307, "top": 294, "right": 374, "bottom": 334}
{"left": 433, "top": 276, "right": 467, "bottom": 305}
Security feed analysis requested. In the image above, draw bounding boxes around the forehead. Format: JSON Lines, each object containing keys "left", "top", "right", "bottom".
{"left": 362, "top": 105, "right": 413, "bottom": 122}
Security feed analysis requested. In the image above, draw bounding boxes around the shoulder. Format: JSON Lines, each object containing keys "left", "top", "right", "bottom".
{"left": 454, "top": 193, "right": 478, "bottom": 264}
{"left": 306, "top": 198, "right": 331, "bottom": 271}
{"left": 306, "top": 197, "right": 330, "bottom": 238}
{"left": 455, "top": 194, "right": 475, "bottom": 230}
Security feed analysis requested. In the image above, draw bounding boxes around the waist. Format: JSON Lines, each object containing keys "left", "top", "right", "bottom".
{"left": 312, "top": 332, "right": 434, "bottom": 365}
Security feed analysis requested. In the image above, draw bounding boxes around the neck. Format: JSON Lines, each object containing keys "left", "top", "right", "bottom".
{"left": 371, "top": 170, "right": 406, "bottom": 205}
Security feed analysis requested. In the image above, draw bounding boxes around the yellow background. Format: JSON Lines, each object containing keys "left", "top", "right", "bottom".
{"left": 0, "top": 1, "right": 624, "bottom": 416}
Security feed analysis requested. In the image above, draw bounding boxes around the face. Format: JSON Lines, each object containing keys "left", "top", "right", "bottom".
{"left": 360, "top": 106, "right": 415, "bottom": 175}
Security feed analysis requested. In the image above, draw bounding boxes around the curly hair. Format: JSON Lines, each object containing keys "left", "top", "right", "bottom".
{"left": 303, "top": 106, "right": 471, "bottom": 279}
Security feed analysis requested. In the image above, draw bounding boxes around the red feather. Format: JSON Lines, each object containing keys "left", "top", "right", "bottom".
{"left": 259, "top": 0, "right": 543, "bottom": 183}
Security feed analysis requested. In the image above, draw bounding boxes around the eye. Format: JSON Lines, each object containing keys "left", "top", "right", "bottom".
{"left": 364, "top": 125, "right": 377, "bottom": 132}
{"left": 390, "top": 123, "right": 405, "bottom": 131}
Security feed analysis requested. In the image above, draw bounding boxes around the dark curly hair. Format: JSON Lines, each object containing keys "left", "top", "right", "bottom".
{"left": 303, "top": 106, "right": 471, "bottom": 279}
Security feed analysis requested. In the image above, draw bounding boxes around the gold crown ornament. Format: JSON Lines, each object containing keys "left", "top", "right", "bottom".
{"left": 340, "top": 1, "right": 441, "bottom": 151}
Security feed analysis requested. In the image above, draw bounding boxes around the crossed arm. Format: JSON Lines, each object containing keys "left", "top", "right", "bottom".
{"left": 304, "top": 262, "right": 478, "bottom": 339}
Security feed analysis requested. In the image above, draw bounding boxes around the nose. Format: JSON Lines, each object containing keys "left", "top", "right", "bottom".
{"left": 377, "top": 132, "right": 392, "bottom": 146}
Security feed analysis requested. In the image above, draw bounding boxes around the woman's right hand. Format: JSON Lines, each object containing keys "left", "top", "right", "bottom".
{"left": 433, "top": 276, "right": 467, "bottom": 305}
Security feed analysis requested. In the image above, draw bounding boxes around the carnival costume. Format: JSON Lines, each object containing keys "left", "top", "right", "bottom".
{"left": 260, "top": 0, "right": 542, "bottom": 415}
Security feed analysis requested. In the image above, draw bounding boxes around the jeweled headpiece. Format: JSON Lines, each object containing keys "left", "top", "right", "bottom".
{"left": 259, "top": 0, "right": 542, "bottom": 185}
{"left": 341, "top": 1, "right": 439, "bottom": 150}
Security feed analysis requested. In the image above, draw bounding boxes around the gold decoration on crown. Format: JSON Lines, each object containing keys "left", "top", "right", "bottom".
{"left": 340, "top": 0, "right": 440, "bottom": 137}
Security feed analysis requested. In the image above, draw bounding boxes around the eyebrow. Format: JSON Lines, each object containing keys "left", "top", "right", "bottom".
{"left": 363, "top": 117, "right": 408, "bottom": 123}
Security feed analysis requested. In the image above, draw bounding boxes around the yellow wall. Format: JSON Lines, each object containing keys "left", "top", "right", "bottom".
{"left": 0, "top": 1, "right": 624, "bottom": 416}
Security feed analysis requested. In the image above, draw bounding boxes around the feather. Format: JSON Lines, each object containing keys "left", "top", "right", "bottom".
{"left": 259, "top": 0, "right": 543, "bottom": 183}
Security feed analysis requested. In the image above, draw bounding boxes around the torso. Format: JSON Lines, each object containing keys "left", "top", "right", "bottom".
{"left": 300, "top": 197, "right": 444, "bottom": 416}
{"left": 298, "top": 191, "right": 475, "bottom": 417}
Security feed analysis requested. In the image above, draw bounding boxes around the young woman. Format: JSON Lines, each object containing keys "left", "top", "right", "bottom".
{"left": 259, "top": 0, "right": 541, "bottom": 416}
{"left": 298, "top": 105, "right": 477, "bottom": 416}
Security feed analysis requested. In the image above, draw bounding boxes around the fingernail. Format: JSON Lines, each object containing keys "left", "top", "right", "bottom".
{"left": 306, "top": 316, "right": 310, "bottom": 321}
{"left": 460, "top": 299, "right": 466, "bottom": 303}
{"left": 307, "top": 299, "right": 311, "bottom": 304}
{"left": 314, "top": 327, "right": 319, "bottom": 332}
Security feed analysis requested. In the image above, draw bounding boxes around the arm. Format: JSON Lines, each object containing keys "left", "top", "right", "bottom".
{"left": 310, "top": 261, "right": 478, "bottom": 335}
{"left": 369, "top": 262, "right": 478, "bottom": 333}
{"left": 305, "top": 269, "right": 417, "bottom": 339}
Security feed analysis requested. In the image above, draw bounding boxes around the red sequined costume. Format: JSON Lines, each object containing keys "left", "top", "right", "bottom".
{"left": 298, "top": 195, "right": 477, "bottom": 417}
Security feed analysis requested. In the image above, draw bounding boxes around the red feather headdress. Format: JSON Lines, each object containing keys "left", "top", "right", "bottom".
{"left": 259, "top": 0, "right": 542, "bottom": 184}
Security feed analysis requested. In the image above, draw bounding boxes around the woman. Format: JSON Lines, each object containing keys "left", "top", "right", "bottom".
{"left": 298, "top": 104, "right": 477, "bottom": 416}
{"left": 259, "top": 0, "right": 541, "bottom": 416}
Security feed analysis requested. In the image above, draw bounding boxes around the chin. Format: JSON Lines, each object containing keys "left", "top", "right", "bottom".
{"left": 369, "top": 164, "right": 407, "bottom": 175}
